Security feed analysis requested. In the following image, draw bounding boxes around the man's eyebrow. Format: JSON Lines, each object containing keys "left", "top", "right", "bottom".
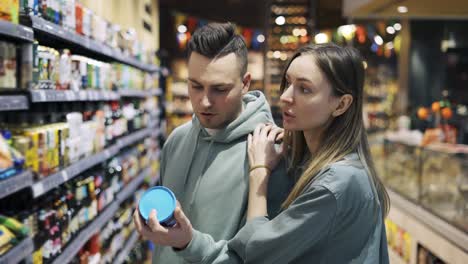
{"left": 188, "top": 78, "right": 202, "bottom": 85}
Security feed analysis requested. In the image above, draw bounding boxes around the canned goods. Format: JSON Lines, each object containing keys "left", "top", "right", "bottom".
{"left": 138, "top": 186, "right": 177, "bottom": 227}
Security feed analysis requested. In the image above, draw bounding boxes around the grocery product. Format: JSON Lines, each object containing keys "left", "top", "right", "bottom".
{"left": 0, "top": 0, "right": 19, "bottom": 23}
{"left": 138, "top": 186, "right": 177, "bottom": 227}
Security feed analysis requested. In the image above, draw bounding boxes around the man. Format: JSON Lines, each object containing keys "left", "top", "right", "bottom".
{"left": 134, "top": 22, "right": 290, "bottom": 263}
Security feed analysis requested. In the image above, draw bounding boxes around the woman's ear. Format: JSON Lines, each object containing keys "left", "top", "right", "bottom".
{"left": 332, "top": 94, "right": 353, "bottom": 117}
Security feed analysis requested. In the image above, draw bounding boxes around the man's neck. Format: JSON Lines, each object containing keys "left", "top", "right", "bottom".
{"left": 205, "top": 128, "right": 220, "bottom": 136}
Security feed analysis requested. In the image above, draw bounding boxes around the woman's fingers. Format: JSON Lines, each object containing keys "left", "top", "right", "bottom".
{"left": 267, "top": 126, "right": 283, "bottom": 142}
{"left": 260, "top": 123, "right": 273, "bottom": 139}
{"left": 253, "top": 124, "right": 264, "bottom": 141}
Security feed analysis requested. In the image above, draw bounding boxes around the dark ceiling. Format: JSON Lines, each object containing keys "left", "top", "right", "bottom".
{"left": 159, "top": 0, "right": 344, "bottom": 30}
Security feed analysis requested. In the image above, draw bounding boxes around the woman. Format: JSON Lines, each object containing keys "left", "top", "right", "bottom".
{"left": 135, "top": 43, "right": 390, "bottom": 263}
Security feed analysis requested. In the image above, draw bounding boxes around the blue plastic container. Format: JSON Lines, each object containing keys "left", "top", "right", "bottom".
{"left": 138, "top": 186, "right": 177, "bottom": 227}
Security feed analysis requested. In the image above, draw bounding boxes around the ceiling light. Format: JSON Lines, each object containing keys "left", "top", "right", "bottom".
{"left": 292, "top": 28, "right": 301, "bottom": 37}
{"left": 393, "top": 23, "right": 402, "bottom": 31}
{"left": 397, "top": 6, "right": 408, "bottom": 13}
{"left": 273, "top": 51, "right": 281, "bottom": 59}
{"left": 177, "top": 25, "right": 187, "bottom": 33}
{"left": 275, "top": 16, "right": 285, "bottom": 26}
{"left": 386, "top": 26, "right": 395, "bottom": 34}
{"left": 314, "top": 33, "right": 329, "bottom": 44}
{"left": 374, "top": 35, "right": 383, "bottom": 45}
{"left": 256, "top": 34, "right": 265, "bottom": 43}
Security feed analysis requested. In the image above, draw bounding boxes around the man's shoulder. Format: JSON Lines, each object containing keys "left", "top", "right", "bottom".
{"left": 166, "top": 120, "right": 194, "bottom": 142}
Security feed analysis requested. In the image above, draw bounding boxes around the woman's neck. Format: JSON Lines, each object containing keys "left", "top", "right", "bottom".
{"left": 303, "top": 130, "right": 322, "bottom": 156}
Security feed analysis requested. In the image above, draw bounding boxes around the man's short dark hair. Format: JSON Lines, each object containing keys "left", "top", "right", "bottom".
{"left": 188, "top": 23, "right": 248, "bottom": 77}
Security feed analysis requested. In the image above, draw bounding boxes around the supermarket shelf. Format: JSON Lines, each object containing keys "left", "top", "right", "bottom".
{"left": 150, "top": 129, "right": 161, "bottom": 138}
{"left": 0, "top": 170, "right": 34, "bottom": 199}
{"left": 0, "top": 237, "right": 34, "bottom": 264}
{"left": 150, "top": 88, "right": 163, "bottom": 96}
{"left": 26, "top": 16, "right": 158, "bottom": 73}
{"left": 30, "top": 89, "right": 120, "bottom": 102}
{"left": 388, "top": 189, "right": 468, "bottom": 252}
{"left": 113, "top": 231, "right": 139, "bottom": 264}
{"left": 118, "top": 89, "right": 148, "bottom": 98}
{"left": 0, "top": 19, "right": 34, "bottom": 42}
{"left": 117, "top": 167, "right": 150, "bottom": 202}
{"left": 117, "top": 128, "right": 151, "bottom": 149}
{"left": 52, "top": 202, "right": 120, "bottom": 264}
{"left": 118, "top": 89, "right": 162, "bottom": 98}
{"left": 0, "top": 95, "right": 29, "bottom": 111}
{"left": 31, "top": 144, "right": 120, "bottom": 198}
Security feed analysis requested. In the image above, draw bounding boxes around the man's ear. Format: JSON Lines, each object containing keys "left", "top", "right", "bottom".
{"left": 332, "top": 94, "right": 353, "bottom": 117}
{"left": 242, "top": 72, "right": 252, "bottom": 94}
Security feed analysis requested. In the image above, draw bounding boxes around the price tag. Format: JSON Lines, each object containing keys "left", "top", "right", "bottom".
{"left": 62, "top": 170, "right": 69, "bottom": 181}
{"left": 39, "top": 90, "right": 46, "bottom": 101}
{"left": 42, "top": 172, "right": 64, "bottom": 192}
{"left": 55, "top": 91, "right": 67, "bottom": 101}
{"left": 32, "top": 183, "right": 44, "bottom": 197}
{"left": 45, "top": 24, "right": 54, "bottom": 31}
{"left": 79, "top": 91, "right": 87, "bottom": 100}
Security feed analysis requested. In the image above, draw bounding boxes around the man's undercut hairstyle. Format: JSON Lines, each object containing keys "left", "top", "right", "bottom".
{"left": 188, "top": 22, "right": 248, "bottom": 77}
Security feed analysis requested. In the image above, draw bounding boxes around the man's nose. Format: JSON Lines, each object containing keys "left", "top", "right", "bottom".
{"left": 201, "top": 93, "right": 212, "bottom": 108}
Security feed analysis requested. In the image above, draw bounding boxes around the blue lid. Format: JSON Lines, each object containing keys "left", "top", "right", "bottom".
{"left": 138, "top": 186, "right": 176, "bottom": 223}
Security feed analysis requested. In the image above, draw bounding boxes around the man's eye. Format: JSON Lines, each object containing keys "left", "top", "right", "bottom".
{"left": 191, "top": 85, "right": 203, "bottom": 90}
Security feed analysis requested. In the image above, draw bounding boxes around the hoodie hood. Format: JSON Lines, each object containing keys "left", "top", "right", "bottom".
{"left": 192, "top": 90, "right": 274, "bottom": 143}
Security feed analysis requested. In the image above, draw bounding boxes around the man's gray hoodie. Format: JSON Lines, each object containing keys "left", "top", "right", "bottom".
{"left": 153, "top": 91, "right": 293, "bottom": 264}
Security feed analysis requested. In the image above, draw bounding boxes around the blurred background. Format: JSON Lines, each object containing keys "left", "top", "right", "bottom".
{"left": 0, "top": 0, "right": 467, "bottom": 263}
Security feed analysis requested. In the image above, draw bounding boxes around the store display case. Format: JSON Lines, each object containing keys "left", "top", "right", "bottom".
{"left": 382, "top": 139, "right": 468, "bottom": 233}
{"left": 372, "top": 139, "right": 468, "bottom": 263}
{"left": 420, "top": 144, "right": 468, "bottom": 232}
{"left": 383, "top": 139, "right": 421, "bottom": 202}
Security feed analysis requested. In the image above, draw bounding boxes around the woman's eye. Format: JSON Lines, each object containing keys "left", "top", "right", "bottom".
{"left": 301, "top": 87, "right": 312, "bottom": 94}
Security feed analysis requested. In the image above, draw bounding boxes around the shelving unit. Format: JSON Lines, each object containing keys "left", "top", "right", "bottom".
{"left": 264, "top": 0, "right": 313, "bottom": 124}
{"left": 0, "top": 95, "right": 29, "bottom": 111}
{"left": 0, "top": 127, "right": 154, "bottom": 199}
{"left": 113, "top": 231, "right": 139, "bottom": 264}
{"left": 117, "top": 167, "right": 151, "bottom": 202}
{"left": 30, "top": 89, "right": 120, "bottom": 102}
{"left": 0, "top": 237, "right": 34, "bottom": 264}
{"left": 0, "top": 3, "right": 165, "bottom": 263}
{"left": 0, "top": 19, "right": 33, "bottom": 42}
{"left": 51, "top": 202, "right": 120, "bottom": 264}
{"left": 50, "top": 166, "right": 155, "bottom": 264}
{"left": 0, "top": 170, "right": 33, "bottom": 199}
{"left": 387, "top": 189, "right": 468, "bottom": 264}
{"left": 21, "top": 15, "right": 158, "bottom": 73}
{"left": 31, "top": 144, "right": 120, "bottom": 198}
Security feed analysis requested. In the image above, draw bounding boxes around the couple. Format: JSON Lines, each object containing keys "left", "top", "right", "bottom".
{"left": 134, "top": 22, "right": 390, "bottom": 264}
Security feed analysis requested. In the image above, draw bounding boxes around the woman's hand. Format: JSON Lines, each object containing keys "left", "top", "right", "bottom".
{"left": 247, "top": 124, "right": 284, "bottom": 220}
{"left": 247, "top": 123, "right": 284, "bottom": 173}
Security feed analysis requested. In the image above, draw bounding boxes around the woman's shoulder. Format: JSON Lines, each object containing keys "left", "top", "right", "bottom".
{"left": 311, "top": 154, "right": 375, "bottom": 209}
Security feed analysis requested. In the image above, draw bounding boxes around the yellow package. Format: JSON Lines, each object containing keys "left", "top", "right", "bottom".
{"left": 0, "top": 0, "right": 18, "bottom": 24}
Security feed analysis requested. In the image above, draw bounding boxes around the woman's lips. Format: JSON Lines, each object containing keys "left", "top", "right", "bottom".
{"left": 283, "top": 110, "right": 296, "bottom": 118}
